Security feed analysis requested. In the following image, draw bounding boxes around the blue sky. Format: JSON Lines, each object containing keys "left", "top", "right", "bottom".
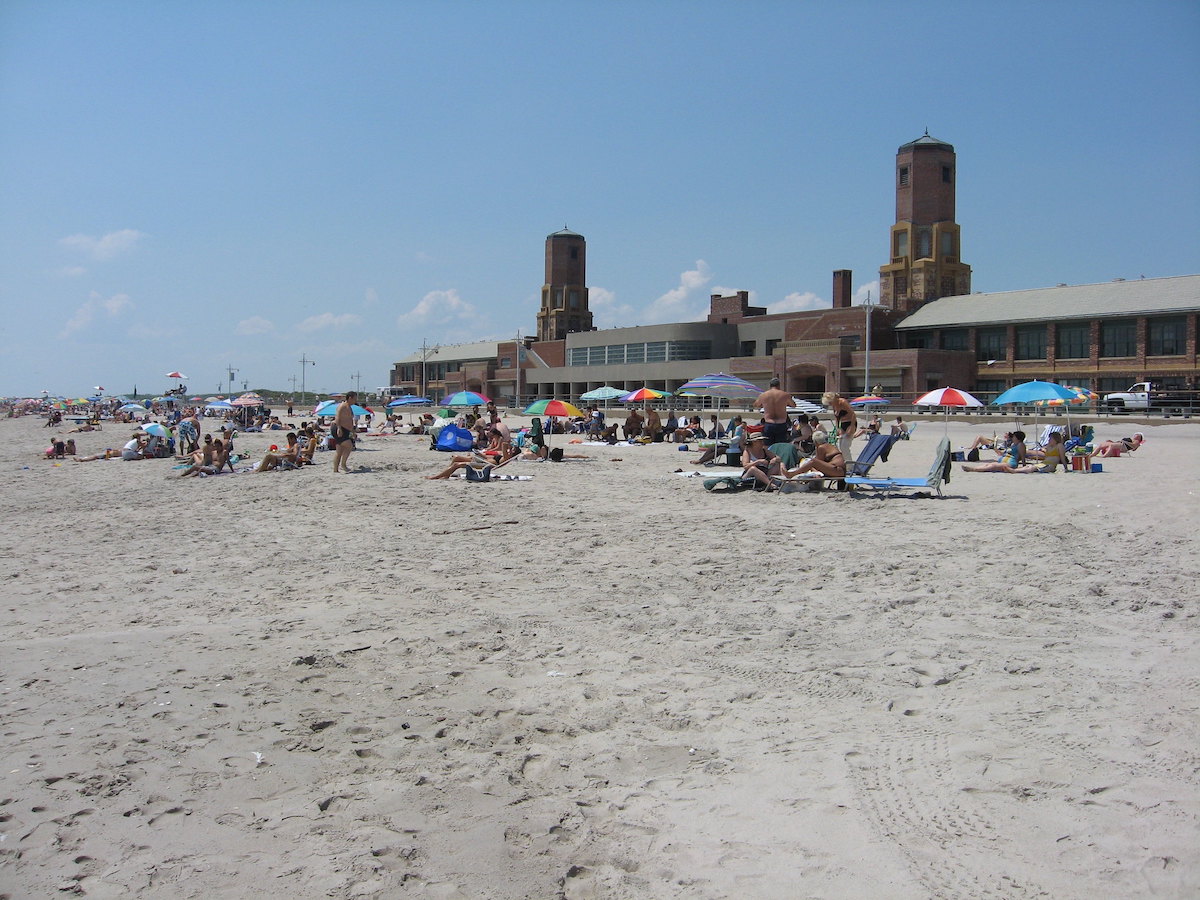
{"left": 2, "top": 0, "right": 1197, "bottom": 398}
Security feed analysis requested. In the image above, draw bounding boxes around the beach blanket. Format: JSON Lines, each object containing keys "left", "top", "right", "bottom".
{"left": 451, "top": 472, "right": 533, "bottom": 481}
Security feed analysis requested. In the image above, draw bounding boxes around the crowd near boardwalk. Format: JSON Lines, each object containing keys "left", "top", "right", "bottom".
{"left": 1, "top": 389, "right": 1196, "bottom": 900}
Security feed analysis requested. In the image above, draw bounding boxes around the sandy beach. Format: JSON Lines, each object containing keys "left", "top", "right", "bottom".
{"left": 1, "top": 412, "right": 1197, "bottom": 899}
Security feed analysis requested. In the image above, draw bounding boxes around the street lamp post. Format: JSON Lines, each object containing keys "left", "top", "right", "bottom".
{"left": 350, "top": 371, "right": 362, "bottom": 397}
{"left": 299, "top": 355, "right": 316, "bottom": 406}
{"left": 863, "top": 290, "right": 874, "bottom": 397}
{"left": 419, "top": 340, "right": 439, "bottom": 402}
{"left": 225, "top": 365, "right": 238, "bottom": 397}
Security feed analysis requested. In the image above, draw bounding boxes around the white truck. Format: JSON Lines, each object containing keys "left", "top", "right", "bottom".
{"left": 1102, "top": 382, "right": 1198, "bottom": 414}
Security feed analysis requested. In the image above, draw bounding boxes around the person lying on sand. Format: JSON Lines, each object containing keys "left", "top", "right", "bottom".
{"left": 1089, "top": 433, "right": 1143, "bottom": 460}
{"left": 426, "top": 447, "right": 518, "bottom": 480}
{"left": 74, "top": 448, "right": 121, "bottom": 462}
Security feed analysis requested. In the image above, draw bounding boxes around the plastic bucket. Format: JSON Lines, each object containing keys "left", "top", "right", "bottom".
{"left": 1091, "top": 462, "right": 1103, "bottom": 473}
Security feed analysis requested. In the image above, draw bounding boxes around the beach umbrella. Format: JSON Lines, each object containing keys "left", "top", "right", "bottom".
{"left": 141, "top": 422, "right": 169, "bottom": 437}
{"left": 850, "top": 395, "right": 890, "bottom": 408}
{"left": 442, "top": 390, "right": 490, "bottom": 407}
{"left": 118, "top": 402, "right": 145, "bottom": 413}
{"left": 914, "top": 386, "right": 984, "bottom": 433}
{"left": 992, "top": 381, "right": 1078, "bottom": 431}
{"left": 1033, "top": 385, "right": 1095, "bottom": 408}
{"left": 676, "top": 373, "right": 762, "bottom": 405}
{"left": 524, "top": 399, "right": 585, "bottom": 418}
{"left": 387, "top": 396, "right": 430, "bottom": 408}
{"left": 165, "top": 371, "right": 188, "bottom": 380}
{"left": 206, "top": 400, "right": 235, "bottom": 411}
{"left": 620, "top": 387, "right": 668, "bottom": 403}
{"left": 579, "top": 385, "right": 626, "bottom": 401}
{"left": 313, "top": 400, "right": 369, "bottom": 417}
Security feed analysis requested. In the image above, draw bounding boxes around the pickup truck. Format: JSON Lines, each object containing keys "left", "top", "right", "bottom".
{"left": 1102, "top": 382, "right": 1198, "bottom": 414}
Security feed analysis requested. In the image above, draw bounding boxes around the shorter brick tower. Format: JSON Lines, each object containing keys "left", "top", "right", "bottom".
{"left": 536, "top": 227, "right": 592, "bottom": 342}
{"left": 879, "top": 133, "right": 972, "bottom": 314}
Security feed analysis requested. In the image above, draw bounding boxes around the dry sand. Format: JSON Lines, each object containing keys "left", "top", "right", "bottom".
{"left": 1, "top": 412, "right": 1197, "bottom": 899}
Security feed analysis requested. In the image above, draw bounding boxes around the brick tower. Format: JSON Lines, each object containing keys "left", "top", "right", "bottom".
{"left": 536, "top": 227, "right": 592, "bottom": 342}
{"left": 879, "top": 132, "right": 971, "bottom": 314}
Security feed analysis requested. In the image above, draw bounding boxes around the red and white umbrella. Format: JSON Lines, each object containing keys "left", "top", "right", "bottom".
{"left": 165, "top": 371, "right": 188, "bottom": 379}
{"left": 914, "top": 386, "right": 984, "bottom": 434}
{"left": 913, "top": 387, "right": 984, "bottom": 408}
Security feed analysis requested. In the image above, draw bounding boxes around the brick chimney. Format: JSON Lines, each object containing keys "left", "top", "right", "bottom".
{"left": 832, "top": 270, "right": 852, "bottom": 309}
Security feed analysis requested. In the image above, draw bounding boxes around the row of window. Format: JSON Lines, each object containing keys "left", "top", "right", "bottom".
{"left": 393, "top": 361, "right": 462, "bottom": 382}
{"left": 909, "top": 317, "right": 1187, "bottom": 360}
{"left": 566, "top": 340, "right": 714, "bottom": 367}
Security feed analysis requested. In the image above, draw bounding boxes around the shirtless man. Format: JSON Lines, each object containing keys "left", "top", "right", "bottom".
{"left": 332, "top": 391, "right": 357, "bottom": 473}
{"left": 754, "top": 377, "right": 792, "bottom": 446}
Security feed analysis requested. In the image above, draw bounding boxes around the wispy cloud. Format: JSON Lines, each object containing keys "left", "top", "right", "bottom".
{"left": 236, "top": 316, "right": 274, "bottom": 335}
{"left": 55, "top": 265, "right": 88, "bottom": 278}
{"left": 768, "top": 290, "right": 827, "bottom": 314}
{"left": 640, "top": 261, "right": 713, "bottom": 324}
{"left": 59, "top": 291, "right": 134, "bottom": 338}
{"left": 296, "top": 312, "right": 362, "bottom": 332}
{"left": 588, "top": 286, "right": 637, "bottom": 329}
{"left": 395, "top": 289, "right": 478, "bottom": 330}
{"left": 363, "top": 287, "right": 379, "bottom": 307}
{"left": 851, "top": 280, "right": 881, "bottom": 305}
{"left": 59, "top": 229, "right": 147, "bottom": 261}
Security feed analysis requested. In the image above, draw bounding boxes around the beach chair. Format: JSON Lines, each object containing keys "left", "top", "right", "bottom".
{"left": 771, "top": 432, "right": 894, "bottom": 492}
{"left": 845, "top": 436, "right": 952, "bottom": 496}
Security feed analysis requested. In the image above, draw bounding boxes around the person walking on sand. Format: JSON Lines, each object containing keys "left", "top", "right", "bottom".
{"left": 332, "top": 391, "right": 358, "bottom": 473}
{"left": 754, "top": 377, "right": 792, "bottom": 446}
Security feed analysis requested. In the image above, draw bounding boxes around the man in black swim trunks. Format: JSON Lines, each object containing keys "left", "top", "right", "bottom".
{"left": 754, "top": 377, "right": 792, "bottom": 446}
{"left": 332, "top": 391, "right": 358, "bottom": 473}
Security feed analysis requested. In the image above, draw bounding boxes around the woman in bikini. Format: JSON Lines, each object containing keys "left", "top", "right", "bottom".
{"left": 962, "top": 431, "right": 1028, "bottom": 472}
{"left": 1089, "top": 433, "right": 1143, "bottom": 460}
{"left": 783, "top": 431, "right": 846, "bottom": 481}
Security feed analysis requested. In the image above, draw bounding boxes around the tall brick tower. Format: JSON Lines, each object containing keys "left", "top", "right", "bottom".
{"left": 879, "top": 133, "right": 971, "bottom": 314}
{"left": 536, "top": 227, "right": 592, "bottom": 342}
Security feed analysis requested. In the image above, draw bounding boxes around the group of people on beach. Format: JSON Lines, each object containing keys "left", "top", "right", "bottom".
{"left": 961, "top": 427, "right": 1143, "bottom": 473}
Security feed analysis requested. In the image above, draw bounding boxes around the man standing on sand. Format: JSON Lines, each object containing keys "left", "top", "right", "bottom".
{"left": 332, "top": 391, "right": 357, "bottom": 473}
{"left": 754, "top": 377, "right": 792, "bottom": 446}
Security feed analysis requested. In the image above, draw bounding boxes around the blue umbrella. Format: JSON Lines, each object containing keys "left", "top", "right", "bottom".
{"left": 206, "top": 400, "right": 236, "bottom": 411}
{"left": 314, "top": 400, "right": 370, "bottom": 417}
{"left": 991, "top": 381, "right": 1078, "bottom": 405}
{"left": 387, "top": 396, "right": 430, "bottom": 407}
{"left": 443, "top": 390, "right": 490, "bottom": 407}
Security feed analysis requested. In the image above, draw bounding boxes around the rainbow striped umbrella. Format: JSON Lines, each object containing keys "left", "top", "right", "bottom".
{"left": 620, "top": 387, "right": 668, "bottom": 403}
{"left": 524, "top": 399, "right": 585, "bottom": 418}
{"left": 1034, "top": 385, "right": 1097, "bottom": 407}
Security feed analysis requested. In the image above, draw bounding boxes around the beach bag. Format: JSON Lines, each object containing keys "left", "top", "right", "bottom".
{"left": 967, "top": 448, "right": 980, "bottom": 462}
{"left": 435, "top": 424, "right": 474, "bottom": 452}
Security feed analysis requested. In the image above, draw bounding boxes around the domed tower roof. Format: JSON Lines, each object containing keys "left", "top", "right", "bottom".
{"left": 547, "top": 225, "right": 584, "bottom": 240}
{"left": 899, "top": 130, "right": 954, "bottom": 152}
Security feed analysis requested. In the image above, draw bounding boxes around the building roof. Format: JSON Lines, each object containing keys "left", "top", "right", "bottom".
{"left": 547, "top": 226, "right": 583, "bottom": 239}
{"left": 894, "top": 274, "right": 1200, "bottom": 330}
{"left": 899, "top": 131, "right": 953, "bottom": 152}
{"left": 393, "top": 340, "right": 500, "bottom": 364}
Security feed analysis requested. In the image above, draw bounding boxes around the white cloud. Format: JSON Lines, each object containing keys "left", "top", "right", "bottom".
{"left": 59, "top": 291, "right": 134, "bottom": 338}
{"left": 639, "top": 260, "right": 713, "bottom": 324}
{"left": 236, "top": 316, "right": 274, "bottom": 335}
{"left": 768, "top": 291, "right": 827, "bottom": 314}
{"left": 852, "top": 280, "right": 881, "bottom": 305}
{"left": 364, "top": 287, "right": 379, "bottom": 306}
{"left": 395, "top": 289, "right": 478, "bottom": 329}
{"left": 60, "top": 229, "right": 146, "bottom": 261}
{"left": 588, "top": 285, "right": 637, "bottom": 329}
{"left": 296, "top": 312, "right": 363, "bottom": 332}
{"left": 55, "top": 265, "right": 87, "bottom": 278}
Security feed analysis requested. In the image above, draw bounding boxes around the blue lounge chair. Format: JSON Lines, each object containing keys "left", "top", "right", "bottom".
{"left": 846, "top": 436, "right": 952, "bottom": 496}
